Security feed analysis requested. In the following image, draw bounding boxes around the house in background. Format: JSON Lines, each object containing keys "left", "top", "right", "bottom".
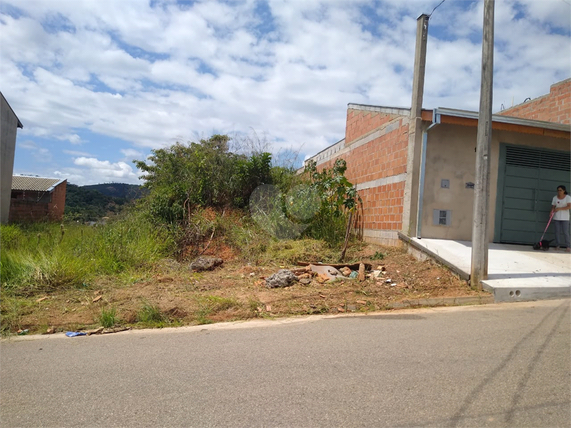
{"left": 1, "top": 92, "right": 23, "bottom": 224}
{"left": 9, "top": 176, "right": 67, "bottom": 222}
{"left": 304, "top": 17, "right": 570, "bottom": 247}
{"left": 306, "top": 93, "right": 570, "bottom": 247}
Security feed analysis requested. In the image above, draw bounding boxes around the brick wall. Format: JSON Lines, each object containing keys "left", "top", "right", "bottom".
{"left": 9, "top": 182, "right": 67, "bottom": 222}
{"left": 498, "top": 79, "right": 571, "bottom": 124}
{"left": 48, "top": 181, "right": 66, "bottom": 221}
{"left": 308, "top": 106, "right": 410, "bottom": 245}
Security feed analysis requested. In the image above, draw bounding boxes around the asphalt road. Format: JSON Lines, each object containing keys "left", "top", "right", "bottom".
{"left": 1, "top": 299, "right": 570, "bottom": 428}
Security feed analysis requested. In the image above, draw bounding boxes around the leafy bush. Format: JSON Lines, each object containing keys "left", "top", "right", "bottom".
{"left": 134, "top": 135, "right": 273, "bottom": 225}
{"left": 301, "top": 159, "right": 361, "bottom": 245}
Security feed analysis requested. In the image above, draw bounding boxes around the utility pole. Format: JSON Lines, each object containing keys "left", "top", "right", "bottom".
{"left": 471, "top": 0, "right": 495, "bottom": 290}
{"left": 403, "top": 14, "right": 429, "bottom": 236}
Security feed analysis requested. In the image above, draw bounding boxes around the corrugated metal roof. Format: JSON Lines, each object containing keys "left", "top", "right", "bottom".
{"left": 11, "top": 176, "right": 66, "bottom": 192}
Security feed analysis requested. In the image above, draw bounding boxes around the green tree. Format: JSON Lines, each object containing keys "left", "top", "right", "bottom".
{"left": 134, "top": 135, "right": 273, "bottom": 224}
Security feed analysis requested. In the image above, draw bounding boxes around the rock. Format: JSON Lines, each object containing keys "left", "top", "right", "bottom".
{"left": 190, "top": 257, "right": 223, "bottom": 272}
{"left": 44, "top": 327, "right": 56, "bottom": 335}
{"left": 86, "top": 327, "right": 104, "bottom": 335}
{"left": 265, "top": 269, "right": 299, "bottom": 288}
{"left": 299, "top": 278, "right": 312, "bottom": 285}
{"left": 358, "top": 263, "right": 365, "bottom": 281}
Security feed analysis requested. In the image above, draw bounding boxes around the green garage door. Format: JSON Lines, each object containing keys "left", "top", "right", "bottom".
{"left": 496, "top": 145, "right": 571, "bottom": 245}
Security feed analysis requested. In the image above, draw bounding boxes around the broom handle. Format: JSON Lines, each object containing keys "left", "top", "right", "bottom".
{"left": 540, "top": 211, "right": 555, "bottom": 241}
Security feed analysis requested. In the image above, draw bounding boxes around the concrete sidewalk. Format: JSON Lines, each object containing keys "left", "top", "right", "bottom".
{"left": 404, "top": 237, "right": 571, "bottom": 302}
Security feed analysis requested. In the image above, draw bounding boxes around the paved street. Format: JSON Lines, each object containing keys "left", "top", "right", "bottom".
{"left": 1, "top": 299, "right": 570, "bottom": 428}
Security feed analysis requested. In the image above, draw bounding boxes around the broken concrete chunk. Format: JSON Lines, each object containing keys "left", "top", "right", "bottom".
{"left": 358, "top": 263, "right": 365, "bottom": 281}
{"left": 340, "top": 267, "right": 352, "bottom": 276}
{"left": 309, "top": 265, "right": 342, "bottom": 282}
{"left": 265, "top": 269, "right": 299, "bottom": 288}
{"left": 190, "top": 257, "right": 223, "bottom": 272}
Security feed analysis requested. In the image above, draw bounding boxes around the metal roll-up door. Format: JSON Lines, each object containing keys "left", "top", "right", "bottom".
{"left": 498, "top": 145, "right": 570, "bottom": 244}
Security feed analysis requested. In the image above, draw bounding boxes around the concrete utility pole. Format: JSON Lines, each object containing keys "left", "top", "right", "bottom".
{"left": 403, "top": 14, "right": 429, "bottom": 236}
{"left": 470, "top": 0, "right": 495, "bottom": 290}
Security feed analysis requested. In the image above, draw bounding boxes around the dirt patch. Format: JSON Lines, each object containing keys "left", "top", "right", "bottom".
{"left": 3, "top": 243, "right": 489, "bottom": 335}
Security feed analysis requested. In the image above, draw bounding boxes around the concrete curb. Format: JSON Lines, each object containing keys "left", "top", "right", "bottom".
{"left": 386, "top": 295, "right": 495, "bottom": 309}
{"left": 398, "top": 232, "right": 470, "bottom": 281}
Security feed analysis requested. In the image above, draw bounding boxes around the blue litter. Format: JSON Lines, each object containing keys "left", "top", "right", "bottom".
{"left": 349, "top": 271, "right": 358, "bottom": 279}
{"left": 65, "top": 331, "right": 86, "bottom": 337}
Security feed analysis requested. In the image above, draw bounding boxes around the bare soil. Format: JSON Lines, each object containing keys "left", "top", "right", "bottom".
{"left": 7, "top": 243, "right": 490, "bottom": 335}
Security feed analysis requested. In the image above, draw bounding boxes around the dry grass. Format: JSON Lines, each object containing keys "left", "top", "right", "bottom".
{"left": 2, "top": 242, "right": 488, "bottom": 335}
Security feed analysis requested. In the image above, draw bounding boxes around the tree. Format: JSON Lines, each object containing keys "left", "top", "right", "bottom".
{"left": 134, "top": 135, "right": 273, "bottom": 224}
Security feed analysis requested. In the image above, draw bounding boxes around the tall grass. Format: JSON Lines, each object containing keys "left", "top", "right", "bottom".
{"left": 0, "top": 212, "right": 174, "bottom": 296}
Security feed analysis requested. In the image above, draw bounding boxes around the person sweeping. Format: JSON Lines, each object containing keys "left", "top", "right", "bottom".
{"left": 551, "top": 185, "right": 571, "bottom": 252}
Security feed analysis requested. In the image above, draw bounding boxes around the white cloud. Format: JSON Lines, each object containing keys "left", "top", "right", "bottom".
{"left": 1, "top": 0, "right": 569, "bottom": 185}
{"left": 63, "top": 149, "right": 92, "bottom": 157}
{"left": 17, "top": 140, "right": 52, "bottom": 163}
{"left": 72, "top": 157, "right": 139, "bottom": 185}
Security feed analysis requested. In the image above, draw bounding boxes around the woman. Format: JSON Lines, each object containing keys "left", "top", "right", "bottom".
{"left": 551, "top": 185, "right": 571, "bottom": 252}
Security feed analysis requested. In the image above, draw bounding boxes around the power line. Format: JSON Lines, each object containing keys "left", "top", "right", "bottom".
{"left": 428, "top": 0, "right": 446, "bottom": 18}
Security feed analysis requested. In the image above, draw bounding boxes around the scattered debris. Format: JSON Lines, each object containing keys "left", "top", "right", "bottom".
{"left": 157, "top": 276, "right": 174, "bottom": 283}
{"left": 358, "top": 263, "right": 365, "bottom": 281}
{"left": 356, "top": 300, "right": 367, "bottom": 305}
{"left": 190, "top": 256, "right": 224, "bottom": 272}
{"left": 309, "top": 265, "right": 342, "bottom": 282}
{"left": 102, "top": 326, "right": 131, "bottom": 334}
{"left": 92, "top": 295, "right": 103, "bottom": 303}
{"left": 36, "top": 296, "right": 48, "bottom": 303}
{"left": 340, "top": 267, "right": 352, "bottom": 276}
{"left": 17, "top": 329, "right": 29, "bottom": 335}
{"left": 65, "top": 331, "right": 86, "bottom": 337}
{"left": 371, "top": 270, "right": 384, "bottom": 278}
{"left": 385, "top": 279, "right": 392, "bottom": 283}
{"left": 349, "top": 271, "right": 358, "bottom": 279}
{"left": 297, "top": 261, "right": 372, "bottom": 271}
{"left": 43, "top": 327, "right": 56, "bottom": 335}
{"left": 86, "top": 327, "right": 104, "bottom": 335}
{"left": 265, "top": 269, "right": 299, "bottom": 288}
{"left": 265, "top": 304, "right": 272, "bottom": 312}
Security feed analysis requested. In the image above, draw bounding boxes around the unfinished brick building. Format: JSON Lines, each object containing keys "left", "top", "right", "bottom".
{"left": 9, "top": 176, "right": 67, "bottom": 222}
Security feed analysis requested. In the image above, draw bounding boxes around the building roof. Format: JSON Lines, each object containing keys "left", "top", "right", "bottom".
{"left": 0, "top": 92, "right": 23, "bottom": 128}
{"left": 11, "top": 176, "right": 66, "bottom": 192}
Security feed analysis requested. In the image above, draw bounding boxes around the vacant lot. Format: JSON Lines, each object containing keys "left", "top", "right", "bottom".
{"left": 2, "top": 242, "right": 489, "bottom": 336}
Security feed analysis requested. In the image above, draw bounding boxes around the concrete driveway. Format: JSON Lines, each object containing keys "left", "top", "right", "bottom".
{"left": 404, "top": 237, "right": 570, "bottom": 302}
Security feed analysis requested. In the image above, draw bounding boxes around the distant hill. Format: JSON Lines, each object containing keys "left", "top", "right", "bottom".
{"left": 82, "top": 183, "right": 147, "bottom": 199}
{"left": 65, "top": 183, "right": 145, "bottom": 222}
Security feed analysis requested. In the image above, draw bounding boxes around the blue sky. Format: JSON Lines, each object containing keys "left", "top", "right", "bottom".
{"left": 1, "top": 0, "right": 569, "bottom": 185}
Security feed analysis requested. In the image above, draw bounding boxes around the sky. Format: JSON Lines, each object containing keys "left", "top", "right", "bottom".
{"left": 1, "top": 0, "right": 570, "bottom": 186}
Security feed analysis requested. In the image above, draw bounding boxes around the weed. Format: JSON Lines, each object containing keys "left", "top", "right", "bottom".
{"left": 195, "top": 295, "right": 239, "bottom": 324}
{"left": 99, "top": 307, "right": 118, "bottom": 328}
{"left": 137, "top": 302, "right": 166, "bottom": 325}
{"left": 371, "top": 251, "right": 385, "bottom": 260}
